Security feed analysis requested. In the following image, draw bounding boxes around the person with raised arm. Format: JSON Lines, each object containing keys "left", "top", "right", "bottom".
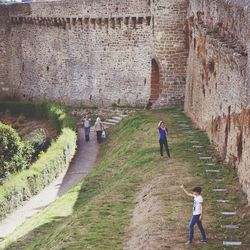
{"left": 180, "top": 185, "right": 207, "bottom": 245}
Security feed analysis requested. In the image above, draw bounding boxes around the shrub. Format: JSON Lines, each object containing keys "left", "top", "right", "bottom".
{"left": 0, "top": 123, "right": 34, "bottom": 178}
{"left": 24, "top": 128, "right": 51, "bottom": 160}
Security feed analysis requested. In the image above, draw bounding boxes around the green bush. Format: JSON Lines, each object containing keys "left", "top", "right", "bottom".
{"left": 0, "top": 101, "right": 77, "bottom": 220}
{"left": 0, "top": 123, "right": 34, "bottom": 178}
{"left": 25, "top": 128, "right": 51, "bottom": 160}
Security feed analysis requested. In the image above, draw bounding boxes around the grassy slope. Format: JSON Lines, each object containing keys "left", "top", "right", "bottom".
{"left": 1, "top": 109, "right": 249, "bottom": 250}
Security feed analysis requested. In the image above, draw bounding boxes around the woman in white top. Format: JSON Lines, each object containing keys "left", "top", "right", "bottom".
{"left": 94, "top": 117, "right": 104, "bottom": 143}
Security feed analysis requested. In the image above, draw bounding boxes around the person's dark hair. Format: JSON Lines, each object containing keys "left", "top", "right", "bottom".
{"left": 192, "top": 186, "right": 202, "bottom": 194}
{"left": 159, "top": 121, "right": 164, "bottom": 126}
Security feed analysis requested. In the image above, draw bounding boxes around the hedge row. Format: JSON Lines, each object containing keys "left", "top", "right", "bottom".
{"left": 0, "top": 101, "right": 77, "bottom": 220}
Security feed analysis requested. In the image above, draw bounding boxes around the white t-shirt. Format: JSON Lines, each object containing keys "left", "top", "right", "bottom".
{"left": 83, "top": 119, "right": 91, "bottom": 128}
{"left": 193, "top": 195, "right": 203, "bottom": 215}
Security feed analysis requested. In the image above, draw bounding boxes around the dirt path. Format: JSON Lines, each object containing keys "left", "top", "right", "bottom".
{"left": 124, "top": 160, "right": 199, "bottom": 250}
{"left": 0, "top": 127, "right": 98, "bottom": 238}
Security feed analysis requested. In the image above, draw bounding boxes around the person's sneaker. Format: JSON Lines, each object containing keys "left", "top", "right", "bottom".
{"left": 200, "top": 240, "right": 207, "bottom": 243}
{"left": 185, "top": 241, "right": 192, "bottom": 245}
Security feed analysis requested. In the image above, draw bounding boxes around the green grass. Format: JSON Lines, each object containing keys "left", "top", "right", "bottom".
{"left": 1, "top": 109, "right": 249, "bottom": 250}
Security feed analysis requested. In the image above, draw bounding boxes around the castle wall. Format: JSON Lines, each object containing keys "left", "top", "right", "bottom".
{"left": 5, "top": 0, "right": 153, "bottom": 106}
{"left": 0, "top": 0, "right": 189, "bottom": 107}
{"left": 0, "top": 6, "right": 10, "bottom": 98}
{"left": 185, "top": 0, "right": 250, "bottom": 202}
{"left": 152, "top": 0, "right": 188, "bottom": 107}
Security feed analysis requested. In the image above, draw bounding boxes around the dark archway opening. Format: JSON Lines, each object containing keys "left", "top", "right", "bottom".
{"left": 150, "top": 59, "right": 160, "bottom": 102}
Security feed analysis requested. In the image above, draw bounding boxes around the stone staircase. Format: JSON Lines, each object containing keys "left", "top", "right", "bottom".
{"left": 174, "top": 113, "right": 244, "bottom": 248}
{"left": 89, "top": 113, "right": 128, "bottom": 132}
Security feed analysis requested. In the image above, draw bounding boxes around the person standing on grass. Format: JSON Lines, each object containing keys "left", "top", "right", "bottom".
{"left": 158, "top": 121, "right": 171, "bottom": 158}
{"left": 82, "top": 113, "right": 91, "bottom": 142}
{"left": 94, "top": 117, "right": 104, "bottom": 143}
{"left": 180, "top": 185, "right": 207, "bottom": 245}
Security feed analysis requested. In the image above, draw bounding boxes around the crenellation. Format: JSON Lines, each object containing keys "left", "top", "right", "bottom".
{"left": 9, "top": 14, "right": 153, "bottom": 31}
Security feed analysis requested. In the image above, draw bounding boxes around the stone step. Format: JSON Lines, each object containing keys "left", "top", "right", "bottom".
{"left": 207, "top": 163, "right": 215, "bottom": 166}
{"left": 111, "top": 116, "right": 123, "bottom": 121}
{"left": 102, "top": 121, "right": 116, "bottom": 126}
{"left": 190, "top": 141, "right": 199, "bottom": 144}
{"left": 179, "top": 126, "right": 189, "bottom": 129}
{"left": 221, "top": 225, "right": 239, "bottom": 229}
{"left": 213, "top": 189, "right": 226, "bottom": 192}
{"left": 217, "top": 199, "right": 230, "bottom": 203}
{"left": 178, "top": 124, "right": 190, "bottom": 127}
{"left": 105, "top": 119, "right": 120, "bottom": 123}
{"left": 200, "top": 156, "right": 213, "bottom": 160}
{"left": 223, "top": 241, "right": 242, "bottom": 246}
{"left": 221, "top": 212, "right": 237, "bottom": 216}
{"left": 176, "top": 121, "right": 186, "bottom": 124}
{"left": 206, "top": 169, "right": 220, "bottom": 173}
{"left": 214, "top": 178, "right": 224, "bottom": 182}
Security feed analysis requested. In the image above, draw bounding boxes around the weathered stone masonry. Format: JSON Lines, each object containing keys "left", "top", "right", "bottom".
{"left": 0, "top": 0, "right": 188, "bottom": 107}
{"left": 185, "top": 0, "right": 250, "bottom": 202}
{"left": 0, "top": 7, "right": 10, "bottom": 98}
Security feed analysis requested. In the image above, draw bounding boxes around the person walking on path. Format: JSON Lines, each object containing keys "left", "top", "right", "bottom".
{"left": 158, "top": 121, "right": 171, "bottom": 158}
{"left": 94, "top": 117, "right": 104, "bottom": 143}
{"left": 82, "top": 113, "right": 91, "bottom": 142}
{"left": 180, "top": 185, "right": 207, "bottom": 245}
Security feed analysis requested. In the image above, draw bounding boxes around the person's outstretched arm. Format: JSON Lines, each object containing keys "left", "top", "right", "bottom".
{"left": 181, "top": 185, "right": 195, "bottom": 197}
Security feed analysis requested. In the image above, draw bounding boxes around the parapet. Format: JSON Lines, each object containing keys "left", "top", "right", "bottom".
{"left": 10, "top": 15, "right": 152, "bottom": 30}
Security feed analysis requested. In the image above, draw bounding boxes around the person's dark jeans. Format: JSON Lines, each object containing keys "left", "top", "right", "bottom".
{"left": 189, "top": 214, "right": 206, "bottom": 242}
{"left": 84, "top": 127, "right": 90, "bottom": 142}
{"left": 159, "top": 139, "right": 170, "bottom": 157}
{"left": 96, "top": 131, "right": 102, "bottom": 143}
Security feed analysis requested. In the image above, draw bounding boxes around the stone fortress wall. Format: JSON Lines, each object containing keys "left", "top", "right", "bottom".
{"left": 0, "top": 0, "right": 250, "bottom": 202}
{"left": 0, "top": 6, "right": 10, "bottom": 98}
{"left": 185, "top": 0, "right": 250, "bottom": 202}
{"left": 0, "top": 0, "right": 188, "bottom": 107}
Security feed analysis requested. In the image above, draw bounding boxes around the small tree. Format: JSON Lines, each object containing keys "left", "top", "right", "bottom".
{"left": 0, "top": 122, "right": 34, "bottom": 177}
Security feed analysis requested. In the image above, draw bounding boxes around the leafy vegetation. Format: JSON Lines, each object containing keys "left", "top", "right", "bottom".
{"left": 0, "top": 101, "right": 77, "bottom": 220}
{"left": 0, "top": 123, "right": 34, "bottom": 179}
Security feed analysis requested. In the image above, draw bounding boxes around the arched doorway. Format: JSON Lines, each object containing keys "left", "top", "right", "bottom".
{"left": 150, "top": 59, "right": 160, "bottom": 102}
